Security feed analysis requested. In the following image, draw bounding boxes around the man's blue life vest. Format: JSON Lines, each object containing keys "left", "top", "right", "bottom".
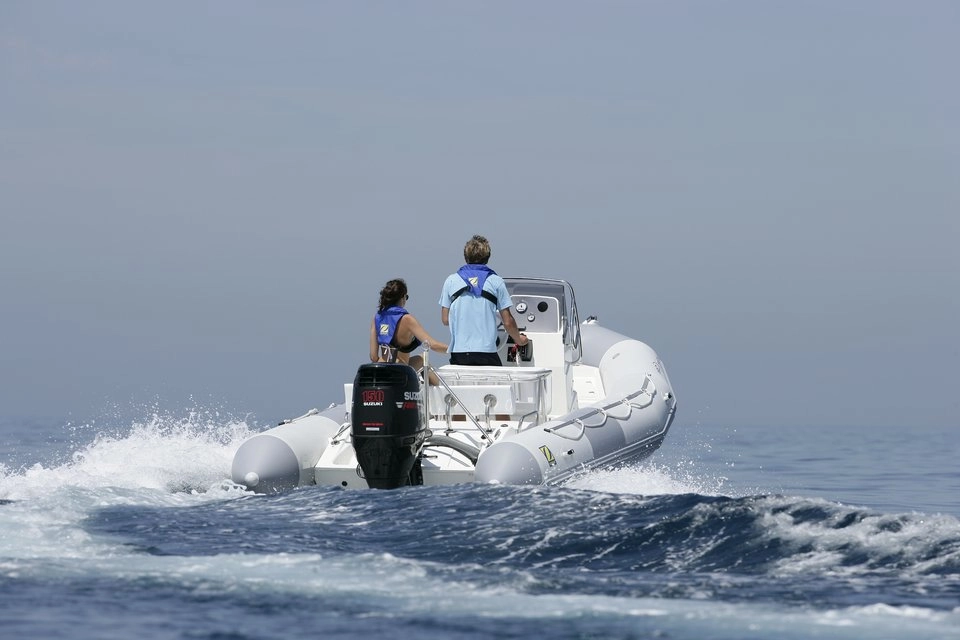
{"left": 451, "top": 264, "right": 499, "bottom": 305}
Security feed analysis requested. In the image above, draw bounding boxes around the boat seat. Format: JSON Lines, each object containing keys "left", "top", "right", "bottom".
{"left": 433, "top": 364, "right": 553, "bottom": 421}
{"left": 347, "top": 380, "right": 516, "bottom": 420}
{"left": 429, "top": 385, "right": 515, "bottom": 417}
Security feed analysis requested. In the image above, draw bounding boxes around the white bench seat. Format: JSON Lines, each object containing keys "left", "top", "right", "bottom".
{"left": 429, "top": 385, "right": 515, "bottom": 417}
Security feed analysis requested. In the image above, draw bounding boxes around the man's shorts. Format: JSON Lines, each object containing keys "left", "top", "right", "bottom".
{"left": 449, "top": 352, "right": 502, "bottom": 366}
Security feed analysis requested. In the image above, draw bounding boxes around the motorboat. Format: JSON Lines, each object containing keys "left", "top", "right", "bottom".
{"left": 231, "top": 277, "right": 678, "bottom": 492}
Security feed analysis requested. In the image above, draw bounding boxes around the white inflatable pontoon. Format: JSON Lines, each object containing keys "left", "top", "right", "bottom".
{"left": 232, "top": 278, "right": 677, "bottom": 492}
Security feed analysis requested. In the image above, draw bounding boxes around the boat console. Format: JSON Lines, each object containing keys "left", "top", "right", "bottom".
{"left": 418, "top": 278, "right": 583, "bottom": 433}
{"left": 496, "top": 278, "right": 582, "bottom": 415}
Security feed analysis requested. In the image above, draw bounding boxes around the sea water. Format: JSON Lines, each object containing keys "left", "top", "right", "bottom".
{"left": 1, "top": 408, "right": 957, "bottom": 640}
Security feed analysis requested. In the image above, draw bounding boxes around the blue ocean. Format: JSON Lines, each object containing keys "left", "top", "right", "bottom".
{"left": 1, "top": 407, "right": 957, "bottom": 640}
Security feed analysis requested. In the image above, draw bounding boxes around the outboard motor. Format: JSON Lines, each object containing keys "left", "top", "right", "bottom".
{"left": 351, "top": 363, "right": 427, "bottom": 489}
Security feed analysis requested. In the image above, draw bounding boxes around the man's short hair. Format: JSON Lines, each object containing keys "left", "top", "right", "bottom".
{"left": 464, "top": 235, "right": 491, "bottom": 264}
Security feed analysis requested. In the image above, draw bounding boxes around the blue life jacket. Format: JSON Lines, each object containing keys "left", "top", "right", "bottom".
{"left": 452, "top": 264, "right": 499, "bottom": 305}
{"left": 375, "top": 306, "right": 421, "bottom": 354}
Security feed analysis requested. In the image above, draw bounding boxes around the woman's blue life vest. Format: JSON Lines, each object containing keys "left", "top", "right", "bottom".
{"left": 374, "top": 306, "right": 421, "bottom": 362}
{"left": 452, "top": 264, "right": 499, "bottom": 305}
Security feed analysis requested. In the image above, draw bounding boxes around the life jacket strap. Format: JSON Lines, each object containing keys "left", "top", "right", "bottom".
{"left": 378, "top": 344, "right": 398, "bottom": 363}
{"left": 450, "top": 285, "right": 498, "bottom": 305}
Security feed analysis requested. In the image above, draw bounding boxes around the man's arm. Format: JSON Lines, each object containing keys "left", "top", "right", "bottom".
{"left": 439, "top": 276, "right": 452, "bottom": 326}
{"left": 499, "top": 308, "right": 528, "bottom": 346}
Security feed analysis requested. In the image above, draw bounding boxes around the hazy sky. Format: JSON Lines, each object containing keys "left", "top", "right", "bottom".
{"left": 2, "top": 2, "right": 957, "bottom": 430}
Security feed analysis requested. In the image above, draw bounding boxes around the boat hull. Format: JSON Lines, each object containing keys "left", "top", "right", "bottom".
{"left": 230, "top": 406, "right": 346, "bottom": 493}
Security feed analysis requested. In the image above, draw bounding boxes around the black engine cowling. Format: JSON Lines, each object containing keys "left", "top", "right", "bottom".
{"left": 351, "top": 363, "right": 426, "bottom": 489}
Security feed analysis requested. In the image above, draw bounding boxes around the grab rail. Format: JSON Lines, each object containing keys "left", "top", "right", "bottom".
{"left": 543, "top": 375, "right": 656, "bottom": 441}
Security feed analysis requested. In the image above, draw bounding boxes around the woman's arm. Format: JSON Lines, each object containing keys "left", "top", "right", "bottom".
{"left": 403, "top": 314, "right": 449, "bottom": 353}
{"left": 369, "top": 318, "right": 381, "bottom": 362}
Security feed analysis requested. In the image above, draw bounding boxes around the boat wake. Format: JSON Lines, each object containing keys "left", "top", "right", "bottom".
{"left": 2, "top": 412, "right": 959, "bottom": 639}
{"left": 73, "top": 477, "right": 960, "bottom": 609}
{"left": 0, "top": 408, "right": 254, "bottom": 502}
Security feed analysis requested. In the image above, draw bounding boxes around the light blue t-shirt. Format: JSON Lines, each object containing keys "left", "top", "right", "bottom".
{"left": 439, "top": 271, "right": 513, "bottom": 353}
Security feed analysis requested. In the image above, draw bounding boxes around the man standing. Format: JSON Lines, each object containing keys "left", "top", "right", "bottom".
{"left": 439, "top": 235, "right": 529, "bottom": 366}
